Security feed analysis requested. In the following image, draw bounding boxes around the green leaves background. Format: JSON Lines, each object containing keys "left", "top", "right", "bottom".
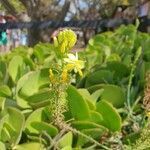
{"left": 0, "top": 25, "right": 150, "bottom": 149}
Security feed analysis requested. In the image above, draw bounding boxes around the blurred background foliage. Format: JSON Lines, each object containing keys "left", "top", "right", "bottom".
{"left": 0, "top": 0, "right": 144, "bottom": 46}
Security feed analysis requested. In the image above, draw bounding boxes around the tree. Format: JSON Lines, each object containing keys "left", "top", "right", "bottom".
{"left": 0, "top": 0, "right": 71, "bottom": 46}
{"left": 0, "top": 0, "right": 138, "bottom": 46}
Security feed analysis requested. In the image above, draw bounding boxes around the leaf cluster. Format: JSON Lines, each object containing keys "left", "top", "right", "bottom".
{"left": 0, "top": 25, "right": 150, "bottom": 149}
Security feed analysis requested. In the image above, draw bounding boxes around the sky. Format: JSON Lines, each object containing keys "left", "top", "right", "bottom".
{"left": 65, "top": 0, "right": 88, "bottom": 21}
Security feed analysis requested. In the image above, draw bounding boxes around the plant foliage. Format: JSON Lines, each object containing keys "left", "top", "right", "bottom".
{"left": 0, "top": 25, "right": 150, "bottom": 149}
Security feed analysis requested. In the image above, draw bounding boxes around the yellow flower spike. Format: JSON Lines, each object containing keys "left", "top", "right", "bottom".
{"left": 65, "top": 63, "right": 75, "bottom": 71}
{"left": 60, "top": 42, "right": 66, "bottom": 54}
{"left": 61, "top": 69, "right": 68, "bottom": 83}
{"left": 66, "top": 29, "right": 77, "bottom": 49}
{"left": 49, "top": 69, "right": 56, "bottom": 84}
{"left": 58, "top": 31, "right": 63, "bottom": 44}
{"left": 56, "top": 29, "right": 77, "bottom": 53}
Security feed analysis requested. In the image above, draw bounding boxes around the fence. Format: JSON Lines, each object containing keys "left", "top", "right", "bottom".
{"left": 0, "top": 18, "right": 150, "bottom": 30}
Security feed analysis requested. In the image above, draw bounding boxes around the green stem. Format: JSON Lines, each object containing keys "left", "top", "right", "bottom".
{"left": 67, "top": 125, "right": 111, "bottom": 150}
{"left": 123, "top": 96, "right": 141, "bottom": 125}
{"left": 127, "top": 67, "right": 134, "bottom": 113}
{"left": 126, "top": 47, "right": 142, "bottom": 115}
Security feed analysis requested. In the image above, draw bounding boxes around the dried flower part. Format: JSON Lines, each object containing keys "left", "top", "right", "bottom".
{"left": 143, "top": 71, "right": 150, "bottom": 112}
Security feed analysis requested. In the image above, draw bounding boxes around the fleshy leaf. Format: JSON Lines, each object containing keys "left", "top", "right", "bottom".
{"left": 96, "top": 101, "right": 121, "bottom": 132}
{"left": 67, "top": 85, "right": 91, "bottom": 120}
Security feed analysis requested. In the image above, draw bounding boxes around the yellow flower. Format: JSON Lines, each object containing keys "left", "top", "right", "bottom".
{"left": 61, "top": 69, "right": 68, "bottom": 83}
{"left": 49, "top": 69, "right": 56, "bottom": 84}
{"left": 64, "top": 53, "right": 85, "bottom": 76}
{"left": 60, "top": 42, "right": 66, "bottom": 54}
{"left": 54, "top": 29, "right": 77, "bottom": 54}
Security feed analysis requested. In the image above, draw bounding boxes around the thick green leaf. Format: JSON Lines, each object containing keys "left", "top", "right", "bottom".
{"left": 89, "top": 34, "right": 106, "bottom": 46}
{"left": 91, "top": 89, "right": 104, "bottom": 102}
{"left": 25, "top": 89, "right": 54, "bottom": 109}
{"left": 1, "top": 122, "right": 16, "bottom": 142}
{"left": 0, "top": 107, "right": 24, "bottom": 145}
{"left": 24, "top": 107, "right": 49, "bottom": 134}
{"left": 61, "top": 146, "right": 72, "bottom": 150}
{"left": 29, "top": 101, "right": 51, "bottom": 110}
{"left": 16, "top": 68, "right": 49, "bottom": 108}
{"left": 77, "top": 76, "right": 87, "bottom": 88}
{"left": 106, "top": 61, "right": 130, "bottom": 80}
{"left": 58, "top": 132, "right": 73, "bottom": 148}
{"left": 0, "top": 114, "right": 8, "bottom": 132}
{"left": 0, "top": 85, "right": 12, "bottom": 98}
{"left": 16, "top": 72, "right": 32, "bottom": 108}
{"left": 0, "top": 141, "right": 6, "bottom": 150}
{"left": 71, "top": 121, "right": 107, "bottom": 131}
{"left": 33, "top": 46, "right": 45, "bottom": 63}
{"left": 106, "top": 53, "right": 121, "bottom": 62}
{"left": 31, "top": 121, "right": 58, "bottom": 136}
{"left": 90, "top": 111, "right": 103, "bottom": 124}
{"left": 122, "top": 55, "right": 132, "bottom": 67}
{"left": 88, "top": 84, "right": 125, "bottom": 108}
{"left": 77, "top": 128, "right": 106, "bottom": 146}
{"left": 96, "top": 101, "right": 121, "bottom": 132}
{"left": 18, "top": 87, "right": 53, "bottom": 110}
{"left": 33, "top": 43, "right": 53, "bottom": 64}
{"left": 85, "top": 69, "right": 113, "bottom": 87}
{"left": 78, "top": 89, "right": 96, "bottom": 110}
{"left": 19, "top": 69, "right": 49, "bottom": 98}
{"left": 2, "top": 98, "right": 19, "bottom": 109}
{"left": 100, "top": 84, "right": 126, "bottom": 108}
{"left": 0, "top": 97, "right": 5, "bottom": 109}
{"left": 7, "top": 107, "right": 24, "bottom": 145}
{"left": 0, "top": 61, "right": 6, "bottom": 83}
{"left": 15, "top": 142, "right": 44, "bottom": 150}
{"left": 87, "top": 84, "right": 105, "bottom": 94}
{"left": 67, "top": 85, "right": 90, "bottom": 120}
{"left": 23, "top": 57, "right": 35, "bottom": 70}
{"left": 8, "top": 55, "right": 25, "bottom": 82}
